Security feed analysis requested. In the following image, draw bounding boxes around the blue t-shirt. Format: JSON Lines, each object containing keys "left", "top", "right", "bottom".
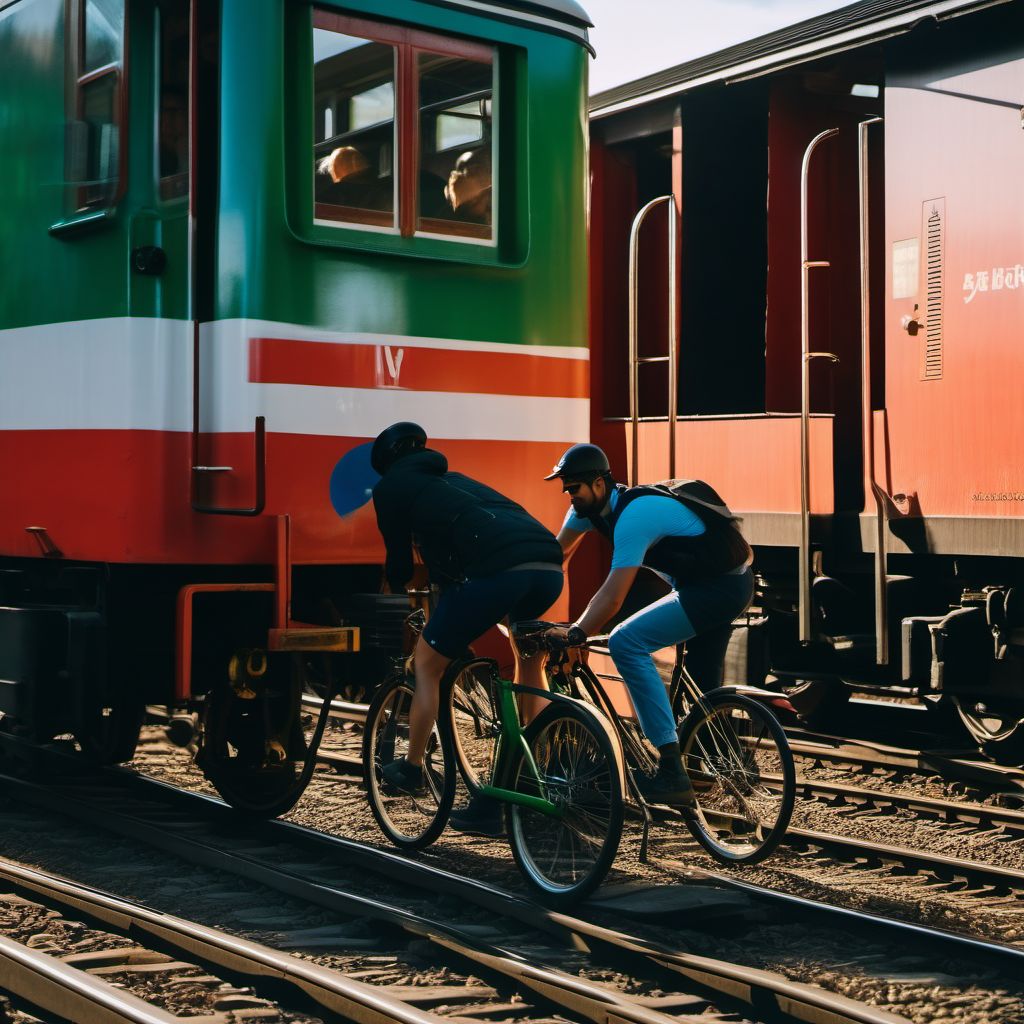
{"left": 561, "top": 489, "right": 705, "bottom": 574}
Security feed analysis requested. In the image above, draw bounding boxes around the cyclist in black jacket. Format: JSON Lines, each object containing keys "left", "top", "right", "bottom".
{"left": 371, "top": 422, "right": 564, "bottom": 836}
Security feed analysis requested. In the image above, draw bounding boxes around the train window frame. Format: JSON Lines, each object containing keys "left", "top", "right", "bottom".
{"left": 157, "top": 0, "right": 190, "bottom": 204}
{"left": 64, "top": 0, "right": 129, "bottom": 216}
{"left": 310, "top": 9, "right": 497, "bottom": 248}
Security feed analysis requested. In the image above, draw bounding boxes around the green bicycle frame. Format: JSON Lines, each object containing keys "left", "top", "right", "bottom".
{"left": 474, "top": 679, "right": 562, "bottom": 818}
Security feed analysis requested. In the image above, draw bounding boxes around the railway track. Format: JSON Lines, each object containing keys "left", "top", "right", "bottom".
{"left": 298, "top": 693, "right": 1024, "bottom": 796}
{"left": 151, "top": 694, "right": 1024, "bottom": 938}
{"left": 0, "top": 751, "right": 943, "bottom": 1024}
{"left": 298, "top": 694, "right": 1024, "bottom": 899}
{"left": 0, "top": 852, "right": 447, "bottom": 1024}
{"left": 261, "top": 693, "right": 1024, "bottom": 797}
{"left": 788, "top": 730, "right": 1024, "bottom": 797}
{"left": 7, "top": 731, "right": 1024, "bottom": 1018}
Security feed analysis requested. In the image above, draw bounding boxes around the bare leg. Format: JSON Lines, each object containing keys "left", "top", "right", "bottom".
{"left": 514, "top": 643, "right": 548, "bottom": 724}
{"left": 407, "top": 635, "right": 451, "bottom": 766}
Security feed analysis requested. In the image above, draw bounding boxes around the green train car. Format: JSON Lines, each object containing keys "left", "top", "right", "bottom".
{"left": 0, "top": 0, "right": 591, "bottom": 811}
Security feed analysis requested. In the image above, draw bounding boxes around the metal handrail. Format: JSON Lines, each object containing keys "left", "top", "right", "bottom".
{"left": 628, "top": 194, "right": 678, "bottom": 486}
{"left": 859, "top": 116, "right": 887, "bottom": 664}
{"left": 799, "top": 129, "right": 840, "bottom": 644}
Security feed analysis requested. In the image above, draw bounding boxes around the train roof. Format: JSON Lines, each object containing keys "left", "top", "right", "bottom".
{"left": 590, "top": 0, "right": 1015, "bottom": 117}
{"left": 425, "top": 0, "right": 594, "bottom": 53}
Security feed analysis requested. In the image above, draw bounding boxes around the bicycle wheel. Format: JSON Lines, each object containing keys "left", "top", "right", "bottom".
{"left": 507, "top": 701, "right": 623, "bottom": 907}
{"left": 363, "top": 673, "right": 455, "bottom": 849}
{"left": 678, "top": 691, "right": 794, "bottom": 863}
{"left": 448, "top": 662, "right": 501, "bottom": 793}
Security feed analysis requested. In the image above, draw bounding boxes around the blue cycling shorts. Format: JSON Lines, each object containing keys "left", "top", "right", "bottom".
{"left": 422, "top": 567, "right": 564, "bottom": 659}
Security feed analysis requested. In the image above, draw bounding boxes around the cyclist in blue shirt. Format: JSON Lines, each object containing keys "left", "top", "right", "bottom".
{"left": 546, "top": 444, "right": 754, "bottom": 806}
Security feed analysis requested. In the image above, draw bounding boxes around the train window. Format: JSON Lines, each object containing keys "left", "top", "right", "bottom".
{"left": 311, "top": 10, "right": 495, "bottom": 243}
{"left": 417, "top": 52, "right": 493, "bottom": 240}
{"left": 66, "top": 0, "right": 125, "bottom": 210}
{"left": 314, "top": 26, "right": 397, "bottom": 230}
{"left": 83, "top": 0, "right": 122, "bottom": 73}
{"left": 158, "top": 0, "right": 190, "bottom": 201}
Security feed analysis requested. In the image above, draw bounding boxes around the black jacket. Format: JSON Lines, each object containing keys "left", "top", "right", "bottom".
{"left": 373, "top": 449, "right": 563, "bottom": 592}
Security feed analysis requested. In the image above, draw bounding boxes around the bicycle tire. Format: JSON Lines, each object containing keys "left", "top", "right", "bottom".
{"left": 677, "top": 690, "right": 794, "bottom": 864}
{"left": 506, "top": 700, "right": 623, "bottom": 907}
{"left": 363, "top": 672, "right": 455, "bottom": 849}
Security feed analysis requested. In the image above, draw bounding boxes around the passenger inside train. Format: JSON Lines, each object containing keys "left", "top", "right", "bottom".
{"left": 444, "top": 147, "right": 492, "bottom": 225}
{"left": 316, "top": 145, "right": 393, "bottom": 211}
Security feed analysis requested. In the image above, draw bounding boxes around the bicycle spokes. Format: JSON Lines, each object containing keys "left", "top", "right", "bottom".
{"left": 508, "top": 710, "right": 622, "bottom": 899}
{"left": 364, "top": 676, "right": 453, "bottom": 849}
{"left": 681, "top": 697, "right": 792, "bottom": 862}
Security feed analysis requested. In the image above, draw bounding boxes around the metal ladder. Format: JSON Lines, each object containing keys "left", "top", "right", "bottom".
{"left": 627, "top": 195, "right": 679, "bottom": 486}
{"left": 798, "top": 120, "right": 888, "bottom": 662}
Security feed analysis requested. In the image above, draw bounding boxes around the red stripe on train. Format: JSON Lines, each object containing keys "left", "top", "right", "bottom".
{"left": 248, "top": 337, "right": 589, "bottom": 399}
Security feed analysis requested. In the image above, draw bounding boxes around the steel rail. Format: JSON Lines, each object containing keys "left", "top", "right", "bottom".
{"left": 787, "top": 732, "right": 1024, "bottom": 792}
{"left": 300, "top": 693, "right": 368, "bottom": 723}
{"left": 783, "top": 822, "right": 1024, "bottom": 890}
{"left": 0, "top": 932, "right": 180, "bottom": 1024}
{"left": 793, "top": 774, "right": 1024, "bottom": 833}
{"left": 0, "top": 856, "right": 447, "bottom": 1024}
{"left": 681, "top": 869, "right": 1024, "bottom": 968}
{"left": 0, "top": 765, "right": 910, "bottom": 1024}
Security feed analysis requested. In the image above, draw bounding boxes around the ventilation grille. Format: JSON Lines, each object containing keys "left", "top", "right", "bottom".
{"left": 923, "top": 202, "right": 943, "bottom": 380}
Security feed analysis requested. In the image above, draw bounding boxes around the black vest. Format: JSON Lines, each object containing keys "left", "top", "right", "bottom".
{"left": 586, "top": 484, "right": 750, "bottom": 584}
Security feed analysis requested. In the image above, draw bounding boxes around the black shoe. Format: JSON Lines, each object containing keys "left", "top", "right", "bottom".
{"left": 637, "top": 742, "right": 697, "bottom": 808}
{"left": 449, "top": 794, "right": 505, "bottom": 837}
{"left": 381, "top": 757, "right": 425, "bottom": 796}
{"left": 636, "top": 770, "right": 697, "bottom": 808}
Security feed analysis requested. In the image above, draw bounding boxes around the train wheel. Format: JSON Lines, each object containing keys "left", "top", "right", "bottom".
{"left": 198, "top": 649, "right": 328, "bottom": 817}
{"left": 953, "top": 698, "right": 1024, "bottom": 766}
{"left": 75, "top": 695, "right": 144, "bottom": 765}
{"left": 782, "top": 677, "right": 850, "bottom": 731}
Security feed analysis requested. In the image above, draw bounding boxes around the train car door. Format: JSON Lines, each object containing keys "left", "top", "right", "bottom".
{"left": 152, "top": 0, "right": 260, "bottom": 517}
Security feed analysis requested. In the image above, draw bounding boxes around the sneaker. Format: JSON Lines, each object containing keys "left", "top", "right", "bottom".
{"left": 636, "top": 769, "right": 697, "bottom": 809}
{"left": 449, "top": 794, "right": 505, "bottom": 838}
{"left": 380, "top": 757, "right": 425, "bottom": 796}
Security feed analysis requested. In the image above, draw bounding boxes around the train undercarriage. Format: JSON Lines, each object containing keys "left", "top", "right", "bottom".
{"left": 0, "top": 556, "right": 410, "bottom": 811}
{"left": 740, "top": 546, "right": 1024, "bottom": 764}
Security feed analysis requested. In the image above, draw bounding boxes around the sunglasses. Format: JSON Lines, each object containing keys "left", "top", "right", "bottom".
{"left": 563, "top": 482, "right": 588, "bottom": 496}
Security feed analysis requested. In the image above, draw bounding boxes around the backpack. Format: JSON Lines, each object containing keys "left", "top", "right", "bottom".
{"left": 652, "top": 479, "right": 752, "bottom": 577}
{"left": 595, "top": 479, "right": 750, "bottom": 582}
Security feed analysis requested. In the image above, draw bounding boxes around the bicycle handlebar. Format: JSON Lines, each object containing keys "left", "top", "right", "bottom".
{"left": 510, "top": 620, "right": 605, "bottom": 654}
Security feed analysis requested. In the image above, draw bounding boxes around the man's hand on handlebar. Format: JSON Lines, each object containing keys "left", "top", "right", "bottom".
{"left": 542, "top": 624, "right": 590, "bottom": 658}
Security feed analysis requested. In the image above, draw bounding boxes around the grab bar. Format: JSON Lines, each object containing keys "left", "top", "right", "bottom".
{"left": 799, "top": 129, "right": 840, "bottom": 644}
{"left": 628, "top": 194, "right": 678, "bottom": 485}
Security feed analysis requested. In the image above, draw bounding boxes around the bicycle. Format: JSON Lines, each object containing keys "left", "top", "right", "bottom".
{"left": 363, "top": 608, "right": 624, "bottom": 906}
{"left": 510, "top": 620, "right": 796, "bottom": 866}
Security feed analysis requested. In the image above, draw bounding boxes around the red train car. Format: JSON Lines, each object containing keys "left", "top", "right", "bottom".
{"left": 583, "top": 0, "right": 1024, "bottom": 759}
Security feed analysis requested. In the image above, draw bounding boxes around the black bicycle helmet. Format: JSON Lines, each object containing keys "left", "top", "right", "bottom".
{"left": 371, "top": 421, "right": 428, "bottom": 475}
{"left": 544, "top": 443, "right": 611, "bottom": 481}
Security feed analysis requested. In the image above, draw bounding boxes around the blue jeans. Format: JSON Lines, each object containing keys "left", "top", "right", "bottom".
{"left": 607, "top": 568, "right": 754, "bottom": 748}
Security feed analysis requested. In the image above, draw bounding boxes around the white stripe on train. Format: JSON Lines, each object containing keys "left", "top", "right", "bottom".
{"left": 0, "top": 318, "right": 589, "bottom": 442}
